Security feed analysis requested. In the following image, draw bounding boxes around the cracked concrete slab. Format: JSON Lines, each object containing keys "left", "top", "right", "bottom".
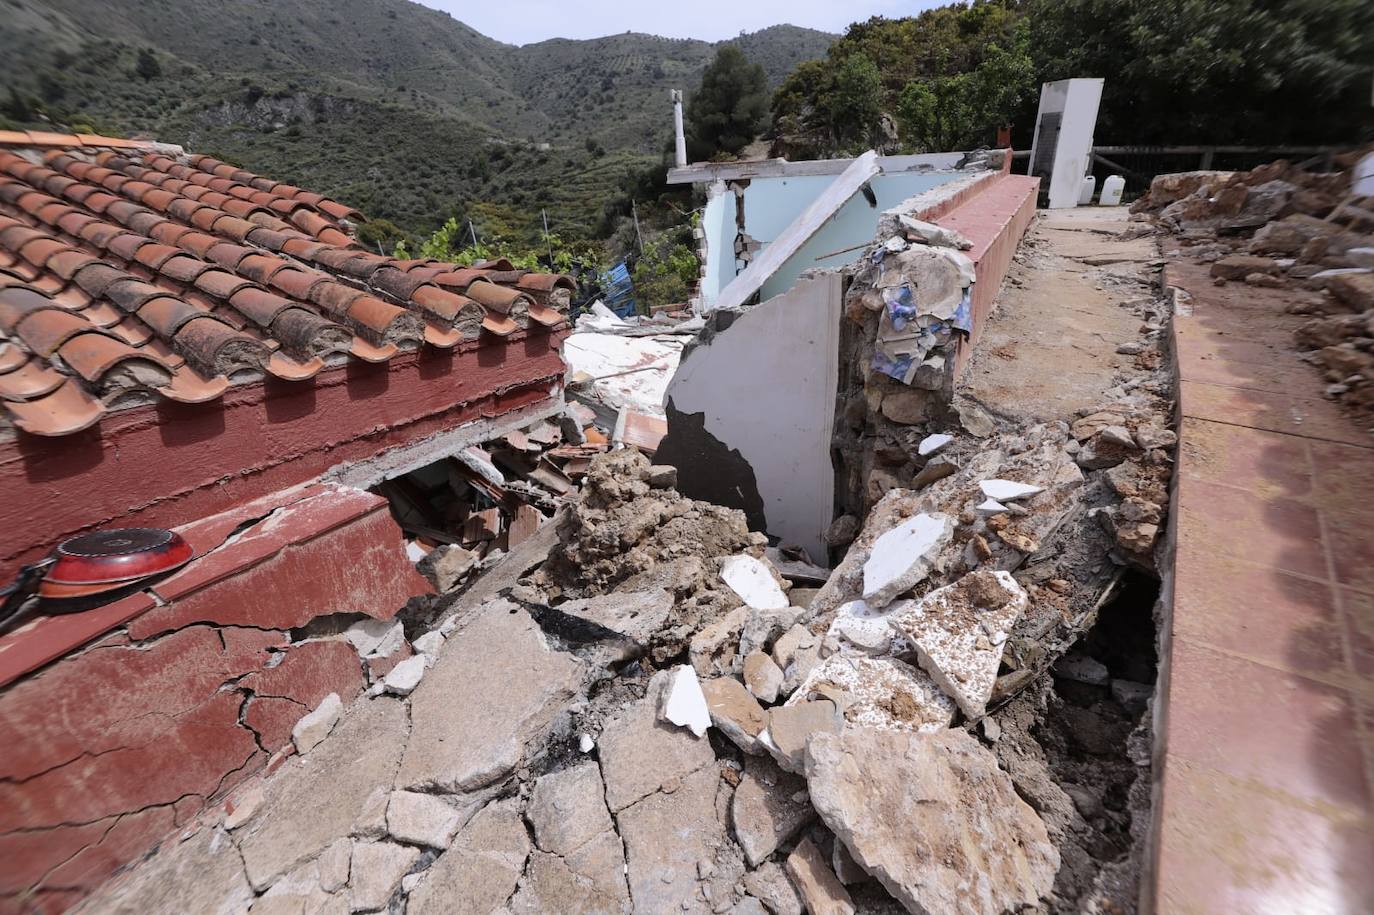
{"left": 236, "top": 696, "right": 408, "bottom": 891}
{"left": 407, "top": 797, "right": 531, "bottom": 914}
{"left": 597, "top": 669, "right": 717, "bottom": 813}
{"left": 398, "top": 600, "right": 584, "bottom": 793}
{"left": 73, "top": 827, "right": 253, "bottom": 915}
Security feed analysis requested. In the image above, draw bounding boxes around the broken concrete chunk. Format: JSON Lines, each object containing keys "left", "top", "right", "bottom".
{"left": 348, "top": 840, "right": 420, "bottom": 913}
{"left": 382, "top": 654, "right": 427, "bottom": 696}
{"left": 386, "top": 790, "right": 469, "bottom": 849}
{"left": 690, "top": 605, "right": 751, "bottom": 677}
{"left": 1111, "top": 678, "right": 1154, "bottom": 715}
{"left": 599, "top": 669, "right": 717, "bottom": 812}
{"left": 743, "top": 650, "right": 785, "bottom": 704}
{"left": 77, "top": 826, "right": 256, "bottom": 915}
{"left": 917, "top": 432, "right": 953, "bottom": 456}
{"left": 978, "top": 479, "right": 1044, "bottom": 502}
{"left": 784, "top": 838, "right": 856, "bottom": 915}
{"left": 721, "top": 555, "right": 789, "bottom": 610}
{"left": 861, "top": 512, "right": 954, "bottom": 608}
{"left": 659, "top": 664, "right": 711, "bottom": 737}
{"left": 771, "top": 624, "right": 817, "bottom": 670}
{"left": 1054, "top": 653, "right": 1111, "bottom": 686}
{"left": 890, "top": 570, "right": 1027, "bottom": 718}
{"left": 732, "top": 756, "right": 813, "bottom": 867}
{"left": 789, "top": 655, "right": 955, "bottom": 734}
{"left": 617, "top": 764, "right": 735, "bottom": 913}
{"left": 399, "top": 601, "right": 584, "bottom": 794}
{"left": 417, "top": 543, "right": 479, "bottom": 592}
{"left": 224, "top": 782, "right": 264, "bottom": 831}
{"left": 527, "top": 762, "right": 615, "bottom": 857}
{"left": 825, "top": 599, "right": 906, "bottom": 656}
{"left": 805, "top": 728, "right": 1058, "bottom": 915}
{"left": 553, "top": 588, "right": 676, "bottom": 660}
{"left": 352, "top": 786, "right": 390, "bottom": 840}
{"left": 407, "top": 797, "right": 532, "bottom": 915}
{"left": 738, "top": 605, "right": 805, "bottom": 662}
{"left": 764, "top": 699, "right": 841, "bottom": 774}
{"left": 646, "top": 464, "right": 678, "bottom": 489}
{"left": 912, "top": 454, "right": 959, "bottom": 488}
{"left": 508, "top": 831, "right": 631, "bottom": 914}
{"left": 741, "top": 861, "right": 805, "bottom": 915}
{"left": 701, "top": 676, "right": 768, "bottom": 755}
{"left": 317, "top": 839, "right": 350, "bottom": 894}
{"left": 291, "top": 692, "right": 342, "bottom": 754}
{"left": 954, "top": 400, "right": 996, "bottom": 438}
{"left": 411, "top": 630, "right": 445, "bottom": 657}
{"left": 343, "top": 618, "right": 405, "bottom": 659}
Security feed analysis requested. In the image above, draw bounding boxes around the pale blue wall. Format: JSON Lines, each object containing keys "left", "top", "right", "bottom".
{"left": 699, "top": 171, "right": 963, "bottom": 308}
{"left": 699, "top": 191, "right": 735, "bottom": 306}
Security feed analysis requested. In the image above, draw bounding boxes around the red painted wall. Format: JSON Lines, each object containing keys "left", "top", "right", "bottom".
{"left": 0, "top": 329, "right": 568, "bottom": 577}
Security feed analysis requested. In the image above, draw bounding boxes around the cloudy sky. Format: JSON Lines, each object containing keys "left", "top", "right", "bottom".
{"left": 421, "top": 0, "right": 946, "bottom": 44}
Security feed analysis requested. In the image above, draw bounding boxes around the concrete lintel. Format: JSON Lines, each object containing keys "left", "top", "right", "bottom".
{"left": 326, "top": 394, "right": 565, "bottom": 489}
{"left": 667, "top": 151, "right": 967, "bottom": 185}
{"left": 714, "top": 151, "right": 881, "bottom": 312}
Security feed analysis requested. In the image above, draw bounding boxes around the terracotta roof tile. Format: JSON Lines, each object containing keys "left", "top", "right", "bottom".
{"left": 5, "top": 376, "right": 105, "bottom": 435}
{"left": 0, "top": 140, "right": 568, "bottom": 435}
{"left": 0, "top": 359, "right": 66, "bottom": 401}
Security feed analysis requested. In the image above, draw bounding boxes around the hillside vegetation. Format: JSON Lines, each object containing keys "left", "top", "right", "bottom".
{"left": 0, "top": 0, "right": 832, "bottom": 241}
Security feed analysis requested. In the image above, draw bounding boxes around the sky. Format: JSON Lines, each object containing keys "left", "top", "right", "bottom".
{"left": 419, "top": 0, "right": 947, "bottom": 45}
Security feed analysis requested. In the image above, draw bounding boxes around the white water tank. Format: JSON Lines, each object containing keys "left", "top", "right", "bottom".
{"left": 1099, "top": 174, "right": 1125, "bottom": 205}
{"left": 1078, "top": 175, "right": 1097, "bottom": 205}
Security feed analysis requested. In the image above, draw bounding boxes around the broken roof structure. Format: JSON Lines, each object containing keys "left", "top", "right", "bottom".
{"left": 659, "top": 145, "right": 1039, "bottom": 559}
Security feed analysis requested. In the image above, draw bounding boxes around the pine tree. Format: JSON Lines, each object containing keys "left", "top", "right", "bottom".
{"left": 685, "top": 45, "right": 767, "bottom": 161}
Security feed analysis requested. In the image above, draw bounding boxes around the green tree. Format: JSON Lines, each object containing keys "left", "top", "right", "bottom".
{"left": 2, "top": 88, "right": 34, "bottom": 123}
{"left": 1030, "top": 0, "right": 1374, "bottom": 144}
{"left": 685, "top": 45, "right": 768, "bottom": 161}
{"left": 825, "top": 53, "right": 883, "bottom": 150}
{"left": 135, "top": 47, "right": 161, "bottom": 80}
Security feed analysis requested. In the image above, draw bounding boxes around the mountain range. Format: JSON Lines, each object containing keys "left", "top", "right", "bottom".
{"left": 1, "top": 0, "right": 834, "bottom": 239}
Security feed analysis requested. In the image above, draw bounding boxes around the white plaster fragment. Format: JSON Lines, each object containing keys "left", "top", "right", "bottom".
{"left": 343, "top": 618, "right": 405, "bottom": 659}
{"left": 720, "top": 555, "right": 789, "bottom": 610}
{"left": 861, "top": 512, "right": 954, "bottom": 608}
{"left": 917, "top": 433, "right": 953, "bottom": 456}
{"left": 978, "top": 479, "right": 1044, "bottom": 502}
{"left": 890, "top": 570, "right": 1028, "bottom": 718}
{"left": 977, "top": 498, "right": 1009, "bottom": 514}
{"left": 659, "top": 664, "right": 711, "bottom": 737}
{"left": 579, "top": 733, "right": 596, "bottom": 753}
{"left": 412, "top": 630, "right": 445, "bottom": 657}
{"left": 826, "top": 599, "right": 908, "bottom": 655}
{"left": 291, "top": 692, "right": 342, "bottom": 754}
{"left": 383, "top": 655, "right": 427, "bottom": 696}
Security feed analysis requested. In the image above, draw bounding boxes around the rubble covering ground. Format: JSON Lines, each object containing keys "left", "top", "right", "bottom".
{"left": 78, "top": 190, "right": 1192, "bottom": 915}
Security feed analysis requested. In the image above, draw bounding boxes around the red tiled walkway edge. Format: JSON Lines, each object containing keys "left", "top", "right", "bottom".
{"left": 1151, "top": 260, "right": 1374, "bottom": 913}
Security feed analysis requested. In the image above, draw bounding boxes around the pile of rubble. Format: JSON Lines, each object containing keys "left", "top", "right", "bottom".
{"left": 1133, "top": 150, "right": 1374, "bottom": 418}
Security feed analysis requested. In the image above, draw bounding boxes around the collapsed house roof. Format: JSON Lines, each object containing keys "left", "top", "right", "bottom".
{"left": 0, "top": 133, "right": 573, "bottom": 436}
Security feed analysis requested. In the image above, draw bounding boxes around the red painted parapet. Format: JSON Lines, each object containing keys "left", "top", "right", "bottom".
{"left": 0, "top": 328, "right": 568, "bottom": 578}
{"left": 0, "top": 484, "right": 431, "bottom": 912}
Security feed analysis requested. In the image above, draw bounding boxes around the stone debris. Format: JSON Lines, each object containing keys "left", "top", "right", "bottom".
{"left": 410, "top": 630, "right": 444, "bottom": 657}
{"left": 342, "top": 618, "right": 405, "bottom": 659}
{"left": 552, "top": 588, "right": 677, "bottom": 660}
{"left": 701, "top": 676, "right": 769, "bottom": 755}
{"left": 825, "top": 598, "right": 907, "bottom": 656}
{"left": 889, "top": 570, "right": 1028, "bottom": 718}
{"left": 659, "top": 663, "right": 711, "bottom": 737}
{"left": 741, "top": 861, "right": 805, "bottom": 915}
{"left": 860, "top": 512, "right": 953, "bottom": 607}
{"left": 291, "top": 692, "right": 342, "bottom": 754}
{"left": 732, "top": 755, "right": 813, "bottom": 867}
{"left": 743, "top": 650, "right": 785, "bottom": 703}
{"left": 598, "top": 669, "right": 717, "bottom": 813}
{"left": 348, "top": 840, "right": 419, "bottom": 912}
{"left": 917, "top": 432, "right": 953, "bottom": 456}
{"left": 784, "top": 838, "right": 855, "bottom": 915}
{"left": 408, "top": 798, "right": 532, "bottom": 914}
{"left": 416, "top": 543, "right": 479, "bottom": 592}
{"left": 509, "top": 829, "right": 630, "bottom": 914}
{"left": 1055, "top": 652, "right": 1111, "bottom": 686}
{"left": 223, "top": 782, "right": 264, "bottom": 831}
{"left": 978, "top": 478, "right": 1044, "bottom": 501}
{"left": 399, "top": 600, "right": 583, "bottom": 794}
{"left": 788, "top": 655, "right": 956, "bottom": 734}
{"left": 690, "top": 605, "right": 751, "bottom": 677}
{"left": 805, "top": 728, "right": 1059, "bottom": 915}
{"left": 721, "top": 554, "right": 790, "bottom": 610}
{"left": 380, "top": 654, "right": 427, "bottom": 696}
{"left": 385, "top": 790, "right": 471, "bottom": 849}
{"left": 763, "top": 699, "right": 842, "bottom": 774}
{"left": 527, "top": 762, "right": 615, "bottom": 856}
